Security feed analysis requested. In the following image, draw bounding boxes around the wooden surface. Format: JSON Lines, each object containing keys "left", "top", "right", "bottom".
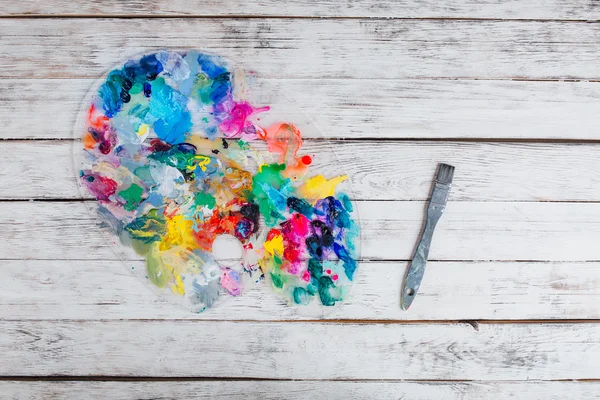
{"left": 3, "top": 381, "right": 600, "bottom": 400}
{"left": 2, "top": 1, "right": 600, "bottom": 398}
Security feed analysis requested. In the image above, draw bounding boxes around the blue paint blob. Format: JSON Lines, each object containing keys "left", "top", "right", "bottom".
{"left": 143, "top": 82, "right": 152, "bottom": 97}
{"left": 99, "top": 70, "right": 127, "bottom": 117}
{"left": 197, "top": 53, "right": 227, "bottom": 79}
{"left": 209, "top": 72, "right": 232, "bottom": 104}
{"left": 334, "top": 242, "right": 357, "bottom": 280}
{"left": 149, "top": 79, "right": 192, "bottom": 144}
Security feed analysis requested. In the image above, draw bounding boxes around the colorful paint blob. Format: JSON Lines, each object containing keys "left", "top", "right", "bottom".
{"left": 77, "top": 51, "right": 359, "bottom": 314}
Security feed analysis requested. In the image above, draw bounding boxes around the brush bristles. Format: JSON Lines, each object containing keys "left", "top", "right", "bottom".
{"left": 436, "top": 163, "right": 455, "bottom": 184}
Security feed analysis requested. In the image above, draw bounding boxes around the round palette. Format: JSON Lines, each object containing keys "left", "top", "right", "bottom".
{"left": 75, "top": 50, "right": 360, "bottom": 316}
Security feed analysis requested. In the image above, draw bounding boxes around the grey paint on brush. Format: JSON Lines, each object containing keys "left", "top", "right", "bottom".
{"left": 401, "top": 164, "right": 454, "bottom": 310}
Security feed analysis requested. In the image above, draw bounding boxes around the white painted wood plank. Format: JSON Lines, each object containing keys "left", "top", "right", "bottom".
{"left": 1, "top": 259, "right": 599, "bottom": 320}
{"left": 1, "top": 320, "right": 599, "bottom": 379}
{"left": 2, "top": 0, "right": 600, "bottom": 20}
{"left": 2, "top": 380, "right": 600, "bottom": 400}
{"left": 1, "top": 201, "right": 599, "bottom": 261}
{"left": 1, "top": 19, "right": 599, "bottom": 79}
{"left": 3, "top": 79, "right": 600, "bottom": 140}
{"left": 4, "top": 140, "right": 600, "bottom": 202}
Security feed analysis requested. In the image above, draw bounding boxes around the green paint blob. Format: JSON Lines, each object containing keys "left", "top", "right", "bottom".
{"left": 146, "top": 248, "right": 170, "bottom": 288}
{"left": 129, "top": 82, "right": 143, "bottom": 95}
{"left": 118, "top": 183, "right": 144, "bottom": 211}
{"left": 124, "top": 210, "right": 166, "bottom": 244}
{"left": 293, "top": 287, "right": 309, "bottom": 305}
{"left": 237, "top": 140, "right": 250, "bottom": 150}
{"left": 148, "top": 147, "right": 195, "bottom": 172}
{"left": 251, "top": 164, "right": 287, "bottom": 226}
{"left": 133, "top": 166, "right": 153, "bottom": 181}
{"left": 318, "top": 276, "right": 339, "bottom": 307}
{"left": 252, "top": 164, "right": 286, "bottom": 195}
{"left": 194, "top": 192, "right": 216, "bottom": 209}
{"left": 271, "top": 271, "right": 285, "bottom": 289}
{"left": 308, "top": 258, "right": 323, "bottom": 279}
{"left": 191, "top": 73, "right": 214, "bottom": 105}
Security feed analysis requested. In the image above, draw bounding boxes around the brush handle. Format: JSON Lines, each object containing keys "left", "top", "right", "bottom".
{"left": 401, "top": 203, "right": 443, "bottom": 310}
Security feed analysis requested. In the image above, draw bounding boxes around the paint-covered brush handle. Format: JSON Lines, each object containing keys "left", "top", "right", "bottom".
{"left": 401, "top": 164, "right": 454, "bottom": 311}
{"left": 401, "top": 214, "right": 439, "bottom": 310}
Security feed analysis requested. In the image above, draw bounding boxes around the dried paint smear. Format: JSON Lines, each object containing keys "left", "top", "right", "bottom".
{"left": 79, "top": 51, "right": 359, "bottom": 313}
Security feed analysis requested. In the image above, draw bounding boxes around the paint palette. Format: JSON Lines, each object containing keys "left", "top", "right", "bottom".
{"left": 74, "top": 51, "right": 360, "bottom": 317}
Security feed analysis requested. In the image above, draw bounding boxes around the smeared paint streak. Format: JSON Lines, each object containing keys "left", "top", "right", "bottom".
{"left": 220, "top": 268, "right": 243, "bottom": 296}
{"left": 80, "top": 51, "right": 358, "bottom": 313}
{"left": 259, "top": 123, "right": 308, "bottom": 177}
{"left": 81, "top": 173, "right": 118, "bottom": 201}
{"left": 299, "top": 175, "right": 348, "bottom": 201}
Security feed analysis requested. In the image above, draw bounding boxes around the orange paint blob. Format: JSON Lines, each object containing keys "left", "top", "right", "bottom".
{"left": 87, "top": 104, "right": 109, "bottom": 130}
{"left": 82, "top": 132, "right": 96, "bottom": 149}
{"left": 258, "top": 123, "right": 308, "bottom": 176}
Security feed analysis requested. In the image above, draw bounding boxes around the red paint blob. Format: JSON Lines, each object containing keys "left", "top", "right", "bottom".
{"left": 266, "top": 229, "right": 283, "bottom": 242}
{"left": 301, "top": 155, "right": 312, "bottom": 165}
{"left": 82, "top": 174, "right": 118, "bottom": 202}
{"left": 302, "top": 270, "right": 311, "bottom": 282}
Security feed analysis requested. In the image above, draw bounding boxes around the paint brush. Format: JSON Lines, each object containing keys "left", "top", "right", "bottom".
{"left": 401, "top": 163, "right": 455, "bottom": 311}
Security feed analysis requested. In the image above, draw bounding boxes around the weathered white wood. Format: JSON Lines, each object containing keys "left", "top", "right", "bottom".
{"left": 4, "top": 140, "right": 600, "bottom": 202}
{"left": 5, "top": 79, "right": 600, "bottom": 140}
{"left": 1, "top": 19, "right": 600, "bottom": 79}
{"left": 1, "top": 200, "right": 599, "bottom": 261}
{"left": 1, "top": 320, "right": 599, "bottom": 379}
{"left": 3, "top": 0, "right": 600, "bottom": 20}
{"left": 3, "top": 380, "right": 600, "bottom": 400}
{"left": 1, "top": 259, "right": 599, "bottom": 321}
{"left": 2, "top": 2, "right": 600, "bottom": 391}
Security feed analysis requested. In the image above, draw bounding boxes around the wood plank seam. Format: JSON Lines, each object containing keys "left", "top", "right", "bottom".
{"left": 1, "top": 15, "right": 600, "bottom": 22}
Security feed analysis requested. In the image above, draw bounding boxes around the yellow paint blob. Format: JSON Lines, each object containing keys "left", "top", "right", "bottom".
{"left": 298, "top": 174, "right": 348, "bottom": 200}
{"left": 264, "top": 234, "right": 284, "bottom": 256}
{"left": 160, "top": 215, "right": 198, "bottom": 251}
{"left": 136, "top": 123, "right": 149, "bottom": 137}
{"left": 170, "top": 274, "right": 185, "bottom": 296}
{"left": 188, "top": 155, "right": 211, "bottom": 172}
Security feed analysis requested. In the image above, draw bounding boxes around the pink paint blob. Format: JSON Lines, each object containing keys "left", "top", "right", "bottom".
{"left": 281, "top": 214, "right": 311, "bottom": 244}
{"left": 302, "top": 270, "right": 311, "bottom": 282}
{"left": 217, "top": 101, "right": 270, "bottom": 138}
{"left": 220, "top": 268, "right": 243, "bottom": 296}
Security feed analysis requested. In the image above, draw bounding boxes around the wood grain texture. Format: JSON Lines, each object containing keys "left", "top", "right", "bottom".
{"left": 3, "top": 79, "right": 600, "bottom": 140}
{"left": 5, "top": 140, "right": 600, "bottom": 201}
{"left": 3, "top": 0, "right": 600, "bottom": 19}
{"left": 2, "top": 259, "right": 600, "bottom": 321}
{"left": 1, "top": 19, "right": 600, "bottom": 79}
{"left": 3, "top": 380, "right": 600, "bottom": 400}
{"left": 2, "top": 200, "right": 600, "bottom": 262}
{"left": 2, "top": 320, "right": 600, "bottom": 379}
{"left": 2, "top": 0, "right": 600, "bottom": 393}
